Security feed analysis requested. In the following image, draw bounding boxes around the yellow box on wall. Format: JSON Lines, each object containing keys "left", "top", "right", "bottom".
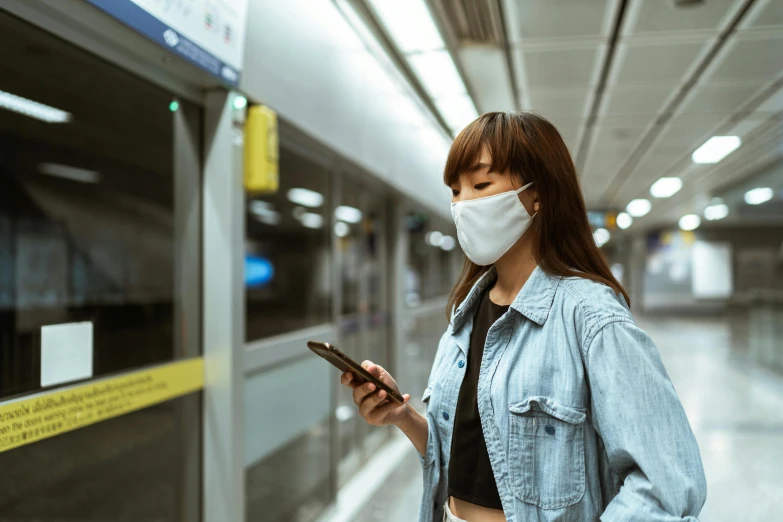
{"left": 244, "top": 104, "right": 279, "bottom": 193}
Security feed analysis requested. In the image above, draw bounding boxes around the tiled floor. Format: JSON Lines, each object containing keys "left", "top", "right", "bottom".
{"left": 351, "top": 316, "right": 783, "bottom": 521}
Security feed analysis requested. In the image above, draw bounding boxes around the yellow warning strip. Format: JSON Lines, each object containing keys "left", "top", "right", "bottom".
{"left": 0, "top": 357, "right": 203, "bottom": 454}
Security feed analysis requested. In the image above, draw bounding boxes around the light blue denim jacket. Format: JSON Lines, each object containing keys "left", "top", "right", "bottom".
{"left": 419, "top": 267, "right": 706, "bottom": 522}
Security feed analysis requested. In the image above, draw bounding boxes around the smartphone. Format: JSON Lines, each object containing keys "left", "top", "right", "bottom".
{"left": 307, "top": 341, "right": 405, "bottom": 404}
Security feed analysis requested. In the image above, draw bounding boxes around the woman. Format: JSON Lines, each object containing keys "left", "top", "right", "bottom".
{"left": 341, "top": 112, "right": 706, "bottom": 522}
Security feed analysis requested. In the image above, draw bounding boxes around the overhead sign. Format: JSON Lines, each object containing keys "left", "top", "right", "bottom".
{"left": 86, "top": 0, "right": 249, "bottom": 86}
{"left": 0, "top": 358, "right": 203, "bottom": 454}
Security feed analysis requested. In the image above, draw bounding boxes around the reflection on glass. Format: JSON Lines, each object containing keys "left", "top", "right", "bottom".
{"left": 245, "top": 150, "right": 332, "bottom": 341}
{"left": 0, "top": 13, "right": 187, "bottom": 400}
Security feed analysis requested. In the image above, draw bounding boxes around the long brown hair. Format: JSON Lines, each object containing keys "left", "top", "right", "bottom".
{"left": 445, "top": 111, "right": 629, "bottom": 315}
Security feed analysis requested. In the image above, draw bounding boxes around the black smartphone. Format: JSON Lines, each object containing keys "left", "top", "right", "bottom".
{"left": 307, "top": 341, "right": 405, "bottom": 404}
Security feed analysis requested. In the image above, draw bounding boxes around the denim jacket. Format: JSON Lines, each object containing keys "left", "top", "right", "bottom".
{"left": 419, "top": 267, "right": 706, "bottom": 522}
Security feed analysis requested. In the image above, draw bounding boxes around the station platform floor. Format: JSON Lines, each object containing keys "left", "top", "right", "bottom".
{"left": 341, "top": 316, "right": 783, "bottom": 522}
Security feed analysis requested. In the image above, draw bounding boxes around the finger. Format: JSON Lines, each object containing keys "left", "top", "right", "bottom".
{"left": 360, "top": 388, "right": 388, "bottom": 417}
{"left": 352, "top": 381, "right": 376, "bottom": 406}
{"left": 368, "top": 397, "right": 409, "bottom": 425}
{"left": 340, "top": 372, "right": 353, "bottom": 386}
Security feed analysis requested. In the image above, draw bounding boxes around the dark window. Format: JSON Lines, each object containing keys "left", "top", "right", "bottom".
{"left": 245, "top": 149, "right": 332, "bottom": 341}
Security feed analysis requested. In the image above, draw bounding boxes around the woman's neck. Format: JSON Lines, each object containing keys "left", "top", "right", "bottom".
{"left": 489, "top": 233, "right": 537, "bottom": 306}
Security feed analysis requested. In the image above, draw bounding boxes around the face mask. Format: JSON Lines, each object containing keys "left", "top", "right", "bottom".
{"left": 451, "top": 182, "right": 535, "bottom": 266}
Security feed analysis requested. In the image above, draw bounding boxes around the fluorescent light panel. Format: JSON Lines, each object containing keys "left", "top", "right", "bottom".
{"left": 335, "top": 205, "right": 363, "bottom": 224}
{"left": 0, "top": 90, "right": 71, "bottom": 123}
{"left": 704, "top": 203, "right": 728, "bottom": 221}
{"left": 39, "top": 163, "right": 99, "bottom": 183}
{"left": 368, "top": 0, "right": 444, "bottom": 53}
{"left": 435, "top": 94, "right": 479, "bottom": 134}
{"left": 626, "top": 199, "right": 651, "bottom": 218}
{"left": 287, "top": 188, "right": 324, "bottom": 208}
{"left": 650, "top": 177, "right": 682, "bottom": 198}
{"left": 679, "top": 214, "right": 701, "bottom": 231}
{"left": 692, "top": 136, "right": 741, "bottom": 164}
{"left": 616, "top": 212, "right": 633, "bottom": 230}
{"left": 744, "top": 187, "right": 773, "bottom": 205}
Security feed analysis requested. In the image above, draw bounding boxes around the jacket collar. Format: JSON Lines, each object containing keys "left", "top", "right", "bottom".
{"left": 451, "top": 265, "right": 561, "bottom": 332}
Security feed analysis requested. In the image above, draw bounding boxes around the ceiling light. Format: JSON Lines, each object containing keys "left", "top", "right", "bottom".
{"left": 704, "top": 203, "right": 729, "bottom": 221}
{"left": 39, "top": 163, "right": 99, "bottom": 183}
{"left": 692, "top": 136, "right": 741, "bottom": 164}
{"left": 616, "top": 212, "right": 633, "bottom": 230}
{"left": 679, "top": 214, "right": 701, "bottom": 231}
{"left": 335, "top": 205, "right": 363, "bottom": 224}
{"left": 425, "top": 231, "right": 443, "bottom": 247}
{"left": 435, "top": 94, "right": 479, "bottom": 135}
{"left": 408, "top": 51, "right": 465, "bottom": 99}
{"left": 367, "top": 0, "right": 444, "bottom": 53}
{"left": 0, "top": 89, "right": 71, "bottom": 123}
{"left": 334, "top": 221, "right": 350, "bottom": 238}
{"left": 650, "top": 177, "right": 683, "bottom": 198}
{"left": 287, "top": 188, "right": 324, "bottom": 208}
{"left": 256, "top": 211, "right": 281, "bottom": 226}
{"left": 593, "top": 228, "right": 611, "bottom": 248}
{"left": 744, "top": 187, "right": 773, "bottom": 205}
{"left": 626, "top": 199, "right": 652, "bottom": 218}
{"left": 440, "top": 235, "right": 456, "bottom": 251}
{"left": 300, "top": 213, "right": 324, "bottom": 229}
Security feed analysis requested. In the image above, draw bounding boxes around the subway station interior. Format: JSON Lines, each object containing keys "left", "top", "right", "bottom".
{"left": 0, "top": 0, "right": 782, "bottom": 521}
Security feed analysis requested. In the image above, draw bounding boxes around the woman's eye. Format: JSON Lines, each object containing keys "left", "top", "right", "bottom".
{"left": 451, "top": 189, "right": 460, "bottom": 197}
{"left": 475, "top": 182, "right": 490, "bottom": 190}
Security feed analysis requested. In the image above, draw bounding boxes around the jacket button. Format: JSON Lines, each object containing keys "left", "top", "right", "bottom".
{"left": 457, "top": 360, "right": 465, "bottom": 368}
{"left": 442, "top": 412, "right": 449, "bottom": 421}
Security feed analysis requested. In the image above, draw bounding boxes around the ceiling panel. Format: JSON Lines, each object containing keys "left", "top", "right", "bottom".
{"left": 611, "top": 41, "right": 709, "bottom": 87}
{"left": 707, "top": 34, "right": 783, "bottom": 82}
{"left": 506, "top": 0, "right": 612, "bottom": 42}
{"left": 524, "top": 90, "right": 590, "bottom": 118}
{"left": 516, "top": 45, "right": 602, "bottom": 89}
{"left": 458, "top": 46, "right": 516, "bottom": 113}
{"left": 742, "top": 0, "right": 783, "bottom": 30}
{"left": 602, "top": 86, "right": 675, "bottom": 115}
{"left": 678, "top": 83, "right": 763, "bottom": 114}
{"left": 624, "top": 0, "right": 741, "bottom": 36}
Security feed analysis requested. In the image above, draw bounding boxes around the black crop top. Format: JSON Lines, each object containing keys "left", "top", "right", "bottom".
{"left": 447, "top": 289, "right": 508, "bottom": 510}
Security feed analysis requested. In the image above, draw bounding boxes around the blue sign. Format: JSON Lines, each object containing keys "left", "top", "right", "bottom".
{"left": 86, "top": 0, "right": 246, "bottom": 86}
{"left": 245, "top": 255, "right": 274, "bottom": 287}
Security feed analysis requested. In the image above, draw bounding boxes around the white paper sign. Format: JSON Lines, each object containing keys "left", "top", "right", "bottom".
{"left": 41, "top": 322, "right": 94, "bottom": 387}
{"left": 691, "top": 241, "right": 733, "bottom": 299}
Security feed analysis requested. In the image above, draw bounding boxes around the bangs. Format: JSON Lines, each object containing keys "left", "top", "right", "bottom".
{"left": 443, "top": 113, "right": 523, "bottom": 186}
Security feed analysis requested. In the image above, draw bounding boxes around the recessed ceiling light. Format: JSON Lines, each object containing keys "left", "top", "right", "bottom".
{"left": 626, "top": 199, "right": 652, "bottom": 218}
{"left": 425, "top": 231, "right": 443, "bottom": 247}
{"left": 616, "top": 212, "right": 633, "bottom": 230}
{"left": 287, "top": 188, "right": 324, "bottom": 208}
{"left": 704, "top": 203, "right": 729, "bottom": 221}
{"left": 593, "top": 228, "right": 611, "bottom": 248}
{"left": 744, "top": 187, "right": 773, "bottom": 205}
{"left": 334, "top": 221, "right": 350, "bottom": 238}
{"left": 0, "top": 89, "right": 71, "bottom": 123}
{"left": 650, "top": 177, "right": 683, "bottom": 198}
{"left": 679, "top": 214, "right": 701, "bottom": 231}
{"left": 440, "top": 235, "right": 456, "bottom": 251}
{"left": 335, "top": 205, "right": 363, "bottom": 224}
{"left": 692, "top": 136, "right": 741, "bottom": 164}
{"left": 300, "top": 213, "right": 324, "bottom": 229}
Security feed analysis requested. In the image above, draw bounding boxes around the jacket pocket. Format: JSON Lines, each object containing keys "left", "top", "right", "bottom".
{"left": 508, "top": 396, "right": 586, "bottom": 509}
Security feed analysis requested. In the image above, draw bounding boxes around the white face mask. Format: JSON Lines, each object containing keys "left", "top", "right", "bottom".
{"left": 451, "top": 182, "right": 535, "bottom": 266}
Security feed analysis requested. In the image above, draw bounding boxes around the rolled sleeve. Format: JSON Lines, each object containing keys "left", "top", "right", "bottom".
{"left": 585, "top": 319, "right": 707, "bottom": 521}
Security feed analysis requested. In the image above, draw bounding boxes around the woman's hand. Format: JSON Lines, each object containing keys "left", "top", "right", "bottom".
{"left": 340, "top": 361, "right": 411, "bottom": 426}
